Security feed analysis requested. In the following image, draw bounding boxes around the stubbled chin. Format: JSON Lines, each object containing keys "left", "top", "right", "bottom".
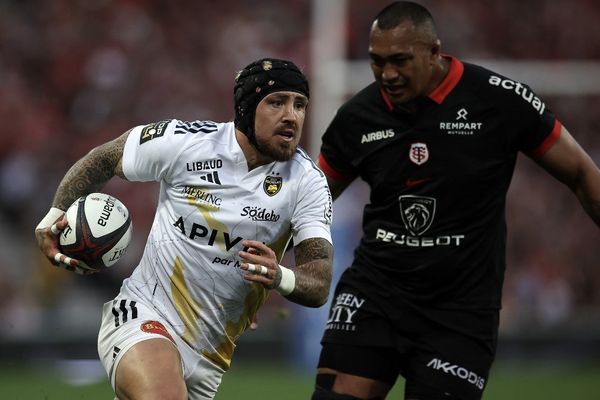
{"left": 268, "top": 143, "right": 297, "bottom": 162}
{"left": 280, "top": 142, "right": 297, "bottom": 159}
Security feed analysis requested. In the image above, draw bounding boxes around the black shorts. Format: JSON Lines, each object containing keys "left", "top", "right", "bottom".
{"left": 318, "top": 281, "right": 498, "bottom": 400}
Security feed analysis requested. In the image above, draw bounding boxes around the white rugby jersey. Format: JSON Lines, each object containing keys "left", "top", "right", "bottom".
{"left": 119, "top": 119, "right": 332, "bottom": 370}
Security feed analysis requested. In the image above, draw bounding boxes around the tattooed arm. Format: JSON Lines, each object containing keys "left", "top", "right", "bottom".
{"left": 53, "top": 130, "right": 131, "bottom": 210}
{"left": 239, "top": 237, "right": 333, "bottom": 308}
{"left": 34, "top": 130, "right": 131, "bottom": 271}
{"left": 287, "top": 237, "right": 333, "bottom": 307}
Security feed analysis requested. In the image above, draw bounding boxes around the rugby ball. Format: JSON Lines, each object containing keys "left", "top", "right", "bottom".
{"left": 59, "top": 192, "right": 132, "bottom": 270}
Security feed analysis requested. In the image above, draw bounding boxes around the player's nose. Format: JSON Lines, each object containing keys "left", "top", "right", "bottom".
{"left": 282, "top": 102, "right": 298, "bottom": 121}
{"left": 381, "top": 62, "right": 400, "bottom": 81}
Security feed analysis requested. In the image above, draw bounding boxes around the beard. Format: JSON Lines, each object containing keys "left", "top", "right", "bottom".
{"left": 253, "top": 132, "right": 297, "bottom": 162}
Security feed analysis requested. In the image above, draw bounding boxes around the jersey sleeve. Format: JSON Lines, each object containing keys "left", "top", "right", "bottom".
{"left": 508, "top": 84, "right": 561, "bottom": 158}
{"left": 525, "top": 118, "right": 562, "bottom": 158}
{"left": 291, "top": 166, "right": 333, "bottom": 245}
{"left": 122, "top": 119, "right": 181, "bottom": 182}
{"left": 319, "top": 109, "right": 359, "bottom": 181}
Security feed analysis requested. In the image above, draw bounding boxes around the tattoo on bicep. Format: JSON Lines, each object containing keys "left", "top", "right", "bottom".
{"left": 53, "top": 132, "right": 129, "bottom": 210}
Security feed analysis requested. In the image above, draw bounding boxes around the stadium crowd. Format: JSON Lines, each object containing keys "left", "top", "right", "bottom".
{"left": 1, "top": 0, "right": 599, "bottom": 353}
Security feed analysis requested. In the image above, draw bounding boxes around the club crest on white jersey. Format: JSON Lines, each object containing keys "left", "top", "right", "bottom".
{"left": 263, "top": 175, "right": 282, "bottom": 196}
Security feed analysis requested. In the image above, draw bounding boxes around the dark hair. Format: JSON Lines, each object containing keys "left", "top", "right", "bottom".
{"left": 374, "top": 1, "right": 437, "bottom": 35}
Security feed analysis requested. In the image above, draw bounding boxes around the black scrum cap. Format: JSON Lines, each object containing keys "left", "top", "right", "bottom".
{"left": 233, "top": 58, "right": 309, "bottom": 142}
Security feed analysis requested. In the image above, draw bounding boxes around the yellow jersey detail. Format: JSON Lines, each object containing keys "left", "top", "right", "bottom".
{"left": 170, "top": 256, "right": 202, "bottom": 345}
{"left": 201, "top": 283, "right": 268, "bottom": 370}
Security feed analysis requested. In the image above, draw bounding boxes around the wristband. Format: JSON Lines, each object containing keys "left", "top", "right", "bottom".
{"left": 276, "top": 265, "right": 295, "bottom": 296}
{"left": 35, "top": 207, "right": 65, "bottom": 231}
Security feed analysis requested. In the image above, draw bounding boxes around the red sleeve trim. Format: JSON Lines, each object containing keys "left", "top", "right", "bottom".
{"left": 318, "top": 153, "right": 351, "bottom": 181}
{"left": 428, "top": 55, "right": 464, "bottom": 104}
{"left": 529, "top": 120, "right": 562, "bottom": 158}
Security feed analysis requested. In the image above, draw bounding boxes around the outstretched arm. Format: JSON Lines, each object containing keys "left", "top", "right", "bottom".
{"left": 52, "top": 130, "right": 130, "bottom": 210}
{"left": 239, "top": 237, "right": 333, "bottom": 307}
{"left": 535, "top": 125, "right": 600, "bottom": 226}
{"left": 34, "top": 130, "right": 131, "bottom": 271}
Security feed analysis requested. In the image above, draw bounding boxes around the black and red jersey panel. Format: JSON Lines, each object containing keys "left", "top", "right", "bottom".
{"left": 320, "top": 56, "right": 559, "bottom": 309}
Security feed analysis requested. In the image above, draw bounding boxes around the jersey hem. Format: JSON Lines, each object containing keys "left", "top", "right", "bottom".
{"left": 294, "top": 225, "right": 332, "bottom": 245}
{"left": 121, "top": 128, "right": 141, "bottom": 181}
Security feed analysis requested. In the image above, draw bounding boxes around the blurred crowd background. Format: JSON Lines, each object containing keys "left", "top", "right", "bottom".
{"left": 2, "top": 0, "right": 600, "bottom": 378}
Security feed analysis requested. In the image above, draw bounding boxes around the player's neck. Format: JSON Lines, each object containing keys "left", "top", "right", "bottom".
{"left": 430, "top": 56, "right": 450, "bottom": 92}
{"left": 235, "top": 129, "right": 272, "bottom": 171}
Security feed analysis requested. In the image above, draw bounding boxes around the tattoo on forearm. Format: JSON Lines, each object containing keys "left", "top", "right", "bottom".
{"left": 287, "top": 238, "right": 333, "bottom": 307}
{"left": 53, "top": 132, "right": 129, "bottom": 210}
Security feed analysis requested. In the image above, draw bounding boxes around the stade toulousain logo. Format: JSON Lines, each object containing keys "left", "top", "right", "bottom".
{"left": 399, "top": 195, "right": 436, "bottom": 235}
{"left": 409, "top": 142, "right": 429, "bottom": 165}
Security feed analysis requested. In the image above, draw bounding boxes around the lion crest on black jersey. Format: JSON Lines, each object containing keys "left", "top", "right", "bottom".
{"left": 399, "top": 195, "right": 436, "bottom": 235}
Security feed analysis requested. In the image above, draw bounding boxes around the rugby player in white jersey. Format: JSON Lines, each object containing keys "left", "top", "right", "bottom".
{"left": 34, "top": 58, "right": 334, "bottom": 400}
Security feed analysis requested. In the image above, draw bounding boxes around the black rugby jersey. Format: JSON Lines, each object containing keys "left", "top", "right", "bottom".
{"left": 319, "top": 56, "right": 561, "bottom": 310}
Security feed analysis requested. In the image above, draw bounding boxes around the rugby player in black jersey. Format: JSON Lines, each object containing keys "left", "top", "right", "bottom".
{"left": 311, "top": 2, "right": 600, "bottom": 400}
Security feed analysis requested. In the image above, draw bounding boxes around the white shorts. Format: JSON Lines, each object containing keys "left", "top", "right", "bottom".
{"left": 97, "top": 297, "right": 225, "bottom": 400}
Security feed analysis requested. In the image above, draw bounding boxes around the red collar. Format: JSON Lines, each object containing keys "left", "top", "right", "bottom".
{"left": 428, "top": 55, "right": 464, "bottom": 104}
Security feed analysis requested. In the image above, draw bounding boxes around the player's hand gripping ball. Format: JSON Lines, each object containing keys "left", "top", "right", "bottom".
{"left": 59, "top": 193, "right": 132, "bottom": 270}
